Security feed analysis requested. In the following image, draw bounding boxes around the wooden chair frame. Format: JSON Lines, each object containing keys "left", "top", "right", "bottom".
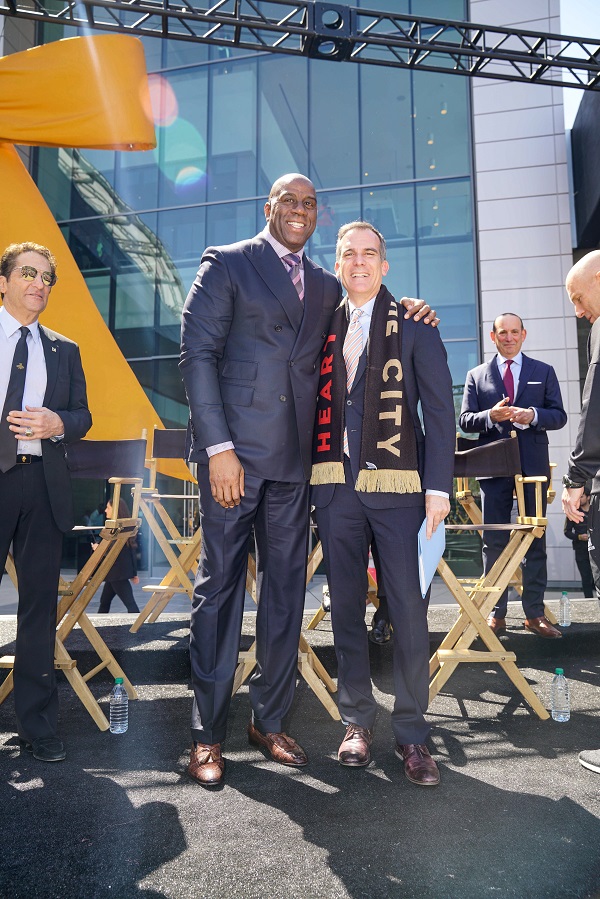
{"left": 130, "top": 428, "right": 200, "bottom": 633}
{"left": 0, "top": 438, "right": 146, "bottom": 730}
{"left": 430, "top": 435, "right": 551, "bottom": 719}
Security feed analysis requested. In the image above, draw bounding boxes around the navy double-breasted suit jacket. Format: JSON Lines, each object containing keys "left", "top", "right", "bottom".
{"left": 459, "top": 353, "right": 567, "bottom": 478}
{"left": 180, "top": 234, "right": 341, "bottom": 483}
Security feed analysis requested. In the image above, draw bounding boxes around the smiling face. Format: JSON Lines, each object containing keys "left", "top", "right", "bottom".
{"left": 0, "top": 251, "right": 53, "bottom": 325}
{"left": 335, "top": 226, "right": 389, "bottom": 307}
{"left": 490, "top": 314, "right": 526, "bottom": 360}
{"left": 264, "top": 174, "right": 318, "bottom": 253}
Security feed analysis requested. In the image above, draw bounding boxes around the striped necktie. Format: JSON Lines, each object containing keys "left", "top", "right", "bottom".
{"left": 0, "top": 326, "right": 29, "bottom": 472}
{"left": 343, "top": 308, "right": 364, "bottom": 456}
{"left": 282, "top": 253, "right": 304, "bottom": 303}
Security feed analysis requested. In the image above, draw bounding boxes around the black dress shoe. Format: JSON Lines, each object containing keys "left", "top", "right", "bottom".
{"left": 369, "top": 619, "right": 391, "bottom": 645}
{"left": 19, "top": 736, "right": 66, "bottom": 762}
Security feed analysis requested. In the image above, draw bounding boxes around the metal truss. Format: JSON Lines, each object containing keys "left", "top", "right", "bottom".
{"left": 2, "top": 0, "right": 599, "bottom": 90}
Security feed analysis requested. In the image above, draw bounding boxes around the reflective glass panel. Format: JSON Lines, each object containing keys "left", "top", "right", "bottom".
{"left": 309, "top": 59, "right": 359, "bottom": 189}
{"left": 258, "top": 55, "right": 308, "bottom": 193}
{"left": 208, "top": 60, "right": 257, "bottom": 201}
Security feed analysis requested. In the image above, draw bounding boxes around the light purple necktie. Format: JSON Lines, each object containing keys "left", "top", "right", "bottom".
{"left": 282, "top": 253, "right": 304, "bottom": 303}
{"left": 343, "top": 308, "right": 364, "bottom": 455}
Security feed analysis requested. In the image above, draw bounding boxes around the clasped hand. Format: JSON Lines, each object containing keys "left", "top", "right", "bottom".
{"left": 490, "top": 396, "right": 534, "bottom": 426}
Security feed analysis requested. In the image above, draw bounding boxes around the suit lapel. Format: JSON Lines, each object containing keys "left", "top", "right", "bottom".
{"left": 515, "top": 354, "right": 534, "bottom": 403}
{"left": 488, "top": 357, "right": 505, "bottom": 397}
{"left": 39, "top": 326, "right": 60, "bottom": 404}
{"left": 245, "top": 237, "right": 304, "bottom": 332}
{"left": 295, "top": 255, "right": 324, "bottom": 348}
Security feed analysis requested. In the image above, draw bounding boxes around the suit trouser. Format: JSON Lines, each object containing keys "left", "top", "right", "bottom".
{"left": 190, "top": 467, "right": 310, "bottom": 745}
{"left": 480, "top": 476, "right": 547, "bottom": 619}
{"left": 587, "top": 494, "right": 600, "bottom": 600}
{"left": 315, "top": 481, "right": 430, "bottom": 745}
{"left": 98, "top": 579, "right": 140, "bottom": 613}
{"left": 0, "top": 461, "right": 63, "bottom": 741}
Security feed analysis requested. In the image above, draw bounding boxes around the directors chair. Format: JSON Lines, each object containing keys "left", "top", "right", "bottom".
{"left": 130, "top": 428, "right": 200, "bottom": 633}
{"left": 0, "top": 438, "right": 146, "bottom": 731}
{"left": 430, "top": 434, "right": 550, "bottom": 719}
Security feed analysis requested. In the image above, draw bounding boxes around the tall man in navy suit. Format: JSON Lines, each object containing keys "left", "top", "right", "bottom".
{"left": 180, "top": 176, "right": 435, "bottom": 787}
{"left": 0, "top": 242, "right": 92, "bottom": 762}
{"left": 460, "top": 314, "right": 567, "bottom": 639}
{"left": 311, "top": 222, "right": 455, "bottom": 786}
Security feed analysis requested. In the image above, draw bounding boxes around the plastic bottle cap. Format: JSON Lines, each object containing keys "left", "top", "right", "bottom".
{"left": 562, "top": 591, "right": 568, "bottom": 596}
{"left": 555, "top": 668, "right": 564, "bottom": 675}
{"left": 115, "top": 677, "right": 124, "bottom": 684}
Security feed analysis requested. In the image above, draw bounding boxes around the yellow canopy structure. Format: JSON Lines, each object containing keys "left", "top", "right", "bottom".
{"left": 0, "top": 35, "right": 193, "bottom": 481}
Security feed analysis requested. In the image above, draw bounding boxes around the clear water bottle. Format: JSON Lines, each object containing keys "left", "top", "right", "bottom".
{"left": 559, "top": 590, "right": 571, "bottom": 627}
{"left": 109, "top": 677, "right": 129, "bottom": 734}
{"left": 551, "top": 668, "right": 570, "bottom": 722}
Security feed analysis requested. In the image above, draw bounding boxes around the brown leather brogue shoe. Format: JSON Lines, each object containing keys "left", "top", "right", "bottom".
{"left": 338, "top": 724, "right": 373, "bottom": 767}
{"left": 395, "top": 743, "right": 440, "bottom": 786}
{"left": 248, "top": 723, "right": 308, "bottom": 767}
{"left": 487, "top": 615, "right": 506, "bottom": 636}
{"left": 524, "top": 615, "right": 562, "bottom": 639}
{"left": 187, "top": 742, "right": 224, "bottom": 787}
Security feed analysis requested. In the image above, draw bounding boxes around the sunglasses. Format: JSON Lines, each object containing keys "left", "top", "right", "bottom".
{"left": 12, "top": 265, "right": 57, "bottom": 287}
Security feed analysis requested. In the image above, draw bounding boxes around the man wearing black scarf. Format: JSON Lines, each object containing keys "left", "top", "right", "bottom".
{"left": 311, "top": 221, "right": 455, "bottom": 786}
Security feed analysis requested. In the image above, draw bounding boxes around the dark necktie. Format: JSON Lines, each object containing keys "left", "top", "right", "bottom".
{"left": 502, "top": 359, "right": 514, "bottom": 405}
{"left": 282, "top": 253, "right": 304, "bottom": 303}
{"left": 0, "top": 326, "right": 29, "bottom": 473}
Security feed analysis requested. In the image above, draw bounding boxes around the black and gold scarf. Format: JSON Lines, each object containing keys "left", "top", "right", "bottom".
{"left": 310, "top": 285, "right": 422, "bottom": 494}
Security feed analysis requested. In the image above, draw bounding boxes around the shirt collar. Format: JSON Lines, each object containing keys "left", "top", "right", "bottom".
{"left": 496, "top": 351, "right": 522, "bottom": 368}
{"left": 0, "top": 306, "right": 41, "bottom": 342}
{"left": 262, "top": 226, "right": 305, "bottom": 261}
{"left": 347, "top": 296, "right": 377, "bottom": 318}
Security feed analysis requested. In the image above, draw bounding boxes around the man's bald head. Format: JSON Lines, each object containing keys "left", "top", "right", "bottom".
{"left": 566, "top": 250, "right": 600, "bottom": 324}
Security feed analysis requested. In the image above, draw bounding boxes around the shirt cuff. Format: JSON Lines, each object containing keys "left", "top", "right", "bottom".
{"left": 426, "top": 489, "right": 449, "bottom": 499}
{"left": 206, "top": 441, "right": 235, "bottom": 457}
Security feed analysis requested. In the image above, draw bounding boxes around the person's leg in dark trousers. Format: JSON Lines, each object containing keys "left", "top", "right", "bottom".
{"left": 370, "top": 538, "right": 391, "bottom": 643}
{"left": 519, "top": 481, "right": 547, "bottom": 618}
{"left": 575, "top": 544, "right": 596, "bottom": 599}
{"left": 105, "top": 579, "right": 139, "bottom": 613}
{"left": 315, "top": 483, "right": 375, "bottom": 730}
{"left": 98, "top": 582, "right": 116, "bottom": 613}
{"left": 249, "top": 481, "right": 310, "bottom": 734}
{"left": 0, "top": 464, "right": 64, "bottom": 742}
{"left": 189, "top": 465, "right": 261, "bottom": 746}
{"left": 587, "top": 494, "right": 600, "bottom": 602}
{"left": 480, "top": 476, "right": 514, "bottom": 618}
{"left": 368, "top": 505, "right": 431, "bottom": 745}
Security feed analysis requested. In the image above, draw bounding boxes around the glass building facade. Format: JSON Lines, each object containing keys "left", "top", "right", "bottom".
{"left": 34, "top": 0, "right": 478, "bottom": 439}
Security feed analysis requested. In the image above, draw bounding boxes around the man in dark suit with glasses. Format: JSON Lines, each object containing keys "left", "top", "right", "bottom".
{"left": 0, "top": 242, "right": 92, "bottom": 762}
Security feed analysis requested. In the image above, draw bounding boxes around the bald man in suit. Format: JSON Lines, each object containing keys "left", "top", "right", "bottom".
{"left": 180, "top": 174, "right": 435, "bottom": 787}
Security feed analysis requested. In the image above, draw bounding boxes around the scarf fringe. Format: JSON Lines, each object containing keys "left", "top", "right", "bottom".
{"left": 310, "top": 461, "right": 346, "bottom": 486}
{"left": 354, "top": 469, "right": 422, "bottom": 494}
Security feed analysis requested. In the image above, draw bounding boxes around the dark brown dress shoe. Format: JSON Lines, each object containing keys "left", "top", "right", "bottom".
{"left": 487, "top": 615, "right": 506, "bottom": 636}
{"left": 187, "top": 742, "right": 224, "bottom": 787}
{"left": 338, "top": 724, "right": 373, "bottom": 766}
{"left": 248, "top": 723, "right": 308, "bottom": 767}
{"left": 395, "top": 743, "right": 440, "bottom": 786}
{"left": 524, "top": 615, "right": 562, "bottom": 639}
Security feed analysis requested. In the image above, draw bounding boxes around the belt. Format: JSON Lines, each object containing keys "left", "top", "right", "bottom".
{"left": 16, "top": 454, "right": 43, "bottom": 464}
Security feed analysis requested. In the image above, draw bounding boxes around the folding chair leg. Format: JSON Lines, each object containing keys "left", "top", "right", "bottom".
{"left": 77, "top": 613, "right": 138, "bottom": 700}
{"left": 297, "top": 652, "right": 341, "bottom": 720}
{"left": 54, "top": 641, "right": 110, "bottom": 731}
{"left": 0, "top": 669, "right": 14, "bottom": 704}
{"left": 306, "top": 605, "right": 327, "bottom": 630}
{"left": 498, "top": 658, "right": 550, "bottom": 719}
{"left": 232, "top": 642, "right": 257, "bottom": 696}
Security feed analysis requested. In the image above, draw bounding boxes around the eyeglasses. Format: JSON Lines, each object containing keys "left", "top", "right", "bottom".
{"left": 12, "top": 265, "right": 57, "bottom": 287}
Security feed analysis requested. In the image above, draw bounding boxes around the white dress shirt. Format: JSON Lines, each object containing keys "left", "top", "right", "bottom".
{"left": 0, "top": 306, "right": 45, "bottom": 456}
{"left": 486, "top": 351, "right": 538, "bottom": 430}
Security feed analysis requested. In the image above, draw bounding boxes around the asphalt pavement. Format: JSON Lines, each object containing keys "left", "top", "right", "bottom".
{"left": 1, "top": 595, "right": 600, "bottom": 899}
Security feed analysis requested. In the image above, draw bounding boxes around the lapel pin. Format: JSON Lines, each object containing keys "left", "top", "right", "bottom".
{"left": 16, "top": 363, "right": 24, "bottom": 369}
{"left": 52, "top": 346, "right": 57, "bottom": 352}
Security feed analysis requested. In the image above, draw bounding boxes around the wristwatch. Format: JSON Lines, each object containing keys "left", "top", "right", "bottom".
{"left": 562, "top": 474, "right": 585, "bottom": 489}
